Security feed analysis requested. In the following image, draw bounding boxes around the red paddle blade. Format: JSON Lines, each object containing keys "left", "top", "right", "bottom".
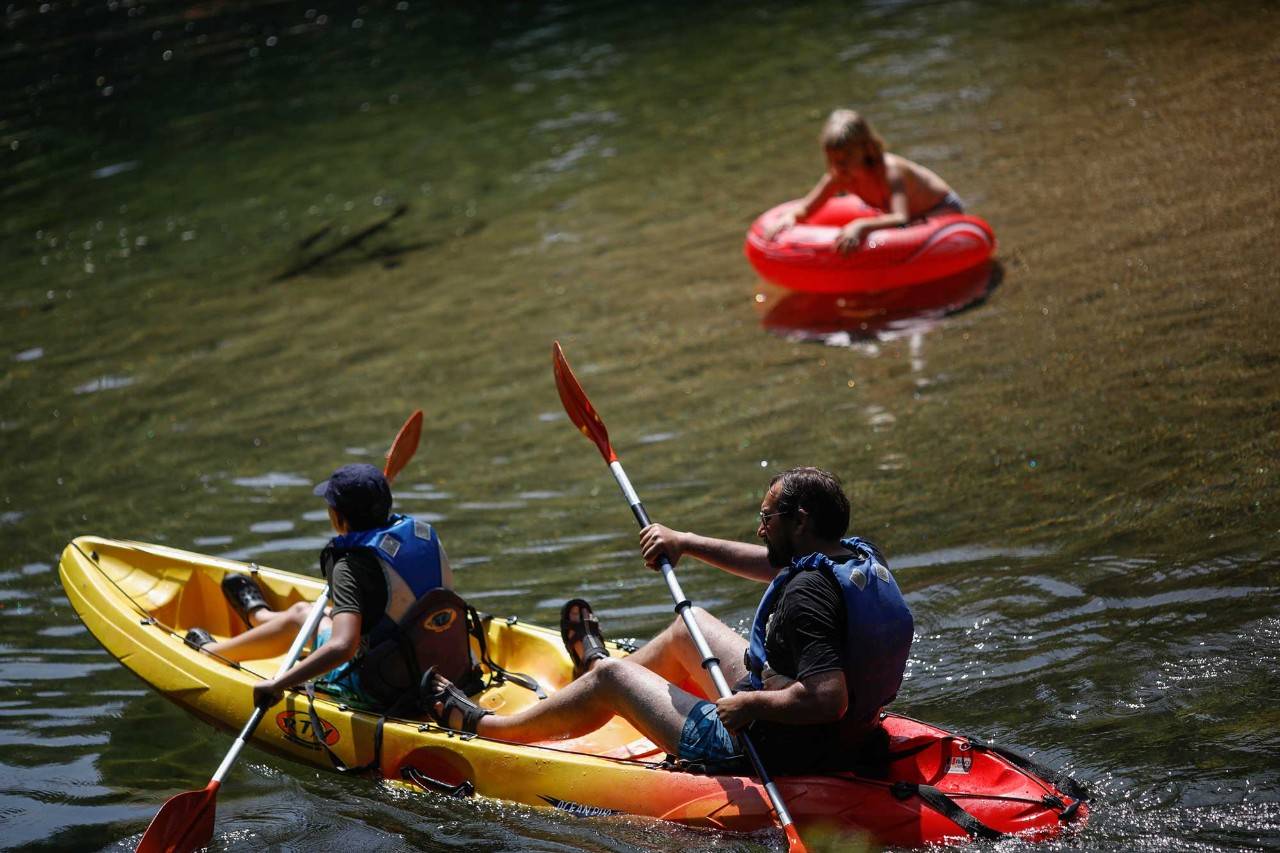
{"left": 552, "top": 342, "right": 617, "bottom": 464}
{"left": 783, "top": 823, "right": 808, "bottom": 853}
{"left": 135, "top": 780, "right": 219, "bottom": 853}
{"left": 383, "top": 409, "right": 423, "bottom": 485}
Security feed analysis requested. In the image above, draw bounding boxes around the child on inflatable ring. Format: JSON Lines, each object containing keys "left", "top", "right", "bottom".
{"left": 765, "top": 109, "right": 965, "bottom": 253}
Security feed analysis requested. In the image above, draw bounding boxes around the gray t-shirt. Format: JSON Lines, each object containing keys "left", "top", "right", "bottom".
{"left": 327, "top": 549, "right": 387, "bottom": 637}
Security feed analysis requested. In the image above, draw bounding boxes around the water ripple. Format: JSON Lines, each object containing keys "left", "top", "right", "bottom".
{"left": 72, "top": 375, "right": 136, "bottom": 395}
{"left": 231, "top": 472, "right": 313, "bottom": 489}
{"left": 218, "top": 536, "right": 328, "bottom": 562}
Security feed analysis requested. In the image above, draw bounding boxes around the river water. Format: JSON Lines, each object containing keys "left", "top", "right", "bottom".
{"left": 2, "top": 0, "right": 1278, "bottom": 850}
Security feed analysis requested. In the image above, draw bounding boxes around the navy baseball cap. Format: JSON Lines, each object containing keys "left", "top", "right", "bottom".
{"left": 313, "top": 463, "right": 392, "bottom": 530}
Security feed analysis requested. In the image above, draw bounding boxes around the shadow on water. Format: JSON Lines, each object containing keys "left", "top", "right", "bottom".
{"left": 754, "top": 260, "right": 1003, "bottom": 344}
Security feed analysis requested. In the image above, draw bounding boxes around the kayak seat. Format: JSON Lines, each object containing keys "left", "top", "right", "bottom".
{"left": 349, "top": 588, "right": 484, "bottom": 712}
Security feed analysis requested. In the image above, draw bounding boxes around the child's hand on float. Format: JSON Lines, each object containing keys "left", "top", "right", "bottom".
{"left": 763, "top": 208, "right": 799, "bottom": 240}
{"left": 835, "top": 223, "right": 866, "bottom": 253}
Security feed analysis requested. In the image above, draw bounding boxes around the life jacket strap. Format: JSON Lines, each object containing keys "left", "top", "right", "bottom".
{"left": 304, "top": 681, "right": 390, "bottom": 775}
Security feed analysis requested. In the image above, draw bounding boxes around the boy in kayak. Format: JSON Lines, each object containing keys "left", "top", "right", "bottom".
{"left": 426, "top": 467, "right": 913, "bottom": 775}
{"left": 763, "top": 109, "right": 964, "bottom": 253}
{"left": 186, "top": 463, "right": 456, "bottom": 710}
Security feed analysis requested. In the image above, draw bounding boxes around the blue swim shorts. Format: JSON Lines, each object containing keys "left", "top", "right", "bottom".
{"left": 312, "top": 626, "right": 372, "bottom": 706}
{"left": 678, "top": 700, "right": 744, "bottom": 767}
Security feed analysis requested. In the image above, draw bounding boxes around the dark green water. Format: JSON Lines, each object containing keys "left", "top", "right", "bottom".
{"left": 2, "top": 0, "right": 1278, "bottom": 850}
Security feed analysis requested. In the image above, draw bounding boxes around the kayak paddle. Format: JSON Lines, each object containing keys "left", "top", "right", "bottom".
{"left": 135, "top": 409, "right": 423, "bottom": 853}
{"left": 384, "top": 409, "right": 423, "bottom": 486}
{"left": 551, "top": 342, "right": 808, "bottom": 853}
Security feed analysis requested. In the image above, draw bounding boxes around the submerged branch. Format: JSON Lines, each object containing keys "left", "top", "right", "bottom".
{"left": 275, "top": 203, "right": 409, "bottom": 281}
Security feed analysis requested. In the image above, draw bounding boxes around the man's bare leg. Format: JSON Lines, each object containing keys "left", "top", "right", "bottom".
{"left": 621, "top": 607, "right": 750, "bottom": 698}
{"left": 431, "top": 606, "right": 747, "bottom": 751}
{"left": 463, "top": 656, "right": 703, "bottom": 754}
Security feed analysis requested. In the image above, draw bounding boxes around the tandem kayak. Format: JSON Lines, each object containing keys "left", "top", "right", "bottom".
{"left": 59, "top": 536, "right": 1089, "bottom": 847}
{"left": 745, "top": 196, "right": 997, "bottom": 294}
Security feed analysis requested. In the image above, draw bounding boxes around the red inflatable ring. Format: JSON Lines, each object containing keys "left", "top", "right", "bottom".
{"left": 745, "top": 196, "right": 996, "bottom": 294}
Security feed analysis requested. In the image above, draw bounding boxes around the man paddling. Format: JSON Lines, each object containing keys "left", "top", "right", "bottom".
{"left": 426, "top": 467, "right": 913, "bottom": 774}
{"left": 187, "top": 463, "right": 459, "bottom": 710}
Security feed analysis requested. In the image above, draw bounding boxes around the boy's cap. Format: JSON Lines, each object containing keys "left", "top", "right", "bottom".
{"left": 313, "top": 463, "right": 392, "bottom": 530}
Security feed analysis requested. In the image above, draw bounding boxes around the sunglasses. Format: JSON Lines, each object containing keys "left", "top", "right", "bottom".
{"left": 758, "top": 510, "right": 790, "bottom": 524}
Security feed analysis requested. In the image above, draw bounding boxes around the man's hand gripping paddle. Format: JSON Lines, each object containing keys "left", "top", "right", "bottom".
{"left": 135, "top": 409, "right": 423, "bottom": 853}
{"left": 552, "top": 343, "right": 807, "bottom": 853}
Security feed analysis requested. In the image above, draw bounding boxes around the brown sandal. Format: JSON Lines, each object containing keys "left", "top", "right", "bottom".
{"left": 560, "top": 598, "right": 610, "bottom": 678}
{"left": 423, "top": 666, "right": 492, "bottom": 734}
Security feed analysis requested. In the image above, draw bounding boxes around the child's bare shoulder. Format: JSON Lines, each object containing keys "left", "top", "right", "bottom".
{"left": 886, "top": 152, "right": 951, "bottom": 193}
{"left": 884, "top": 152, "right": 925, "bottom": 176}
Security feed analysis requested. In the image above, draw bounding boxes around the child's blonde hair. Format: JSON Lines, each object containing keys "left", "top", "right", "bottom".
{"left": 820, "top": 109, "right": 885, "bottom": 158}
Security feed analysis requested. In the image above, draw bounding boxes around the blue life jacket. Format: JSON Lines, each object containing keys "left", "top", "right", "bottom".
{"left": 323, "top": 513, "right": 445, "bottom": 649}
{"left": 316, "top": 514, "right": 479, "bottom": 709}
{"left": 746, "top": 537, "right": 913, "bottom": 727}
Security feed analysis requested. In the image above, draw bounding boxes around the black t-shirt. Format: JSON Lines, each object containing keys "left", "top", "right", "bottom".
{"left": 743, "top": 567, "right": 856, "bottom": 775}
{"left": 761, "top": 567, "right": 846, "bottom": 682}
{"left": 327, "top": 549, "right": 387, "bottom": 640}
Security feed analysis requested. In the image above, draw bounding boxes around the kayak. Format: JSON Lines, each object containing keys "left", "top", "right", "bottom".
{"left": 59, "top": 536, "right": 1089, "bottom": 847}
{"left": 745, "top": 196, "right": 997, "bottom": 294}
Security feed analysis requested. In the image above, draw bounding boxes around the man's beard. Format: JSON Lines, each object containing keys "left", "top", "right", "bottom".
{"left": 765, "top": 536, "right": 791, "bottom": 569}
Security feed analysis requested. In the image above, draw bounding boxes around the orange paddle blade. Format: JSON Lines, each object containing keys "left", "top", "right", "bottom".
{"left": 783, "top": 823, "right": 808, "bottom": 853}
{"left": 384, "top": 409, "right": 423, "bottom": 485}
{"left": 135, "top": 780, "right": 219, "bottom": 853}
{"left": 552, "top": 342, "right": 616, "bottom": 464}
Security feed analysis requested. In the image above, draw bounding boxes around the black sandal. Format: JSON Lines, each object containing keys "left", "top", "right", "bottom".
{"left": 560, "top": 598, "right": 610, "bottom": 678}
{"left": 221, "top": 573, "right": 269, "bottom": 628}
{"left": 184, "top": 627, "right": 214, "bottom": 650}
{"left": 423, "top": 666, "right": 492, "bottom": 734}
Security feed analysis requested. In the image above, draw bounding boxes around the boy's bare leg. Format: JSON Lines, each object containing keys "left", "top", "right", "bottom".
{"left": 246, "top": 607, "right": 282, "bottom": 628}
{"left": 205, "top": 602, "right": 330, "bottom": 662}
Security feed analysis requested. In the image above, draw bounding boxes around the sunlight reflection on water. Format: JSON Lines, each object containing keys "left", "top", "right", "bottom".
{"left": 72, "top": 375, "right": 136, "bottom": 394}
{"left": 230, "top": 473, "right": 312, "bottom": 489}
